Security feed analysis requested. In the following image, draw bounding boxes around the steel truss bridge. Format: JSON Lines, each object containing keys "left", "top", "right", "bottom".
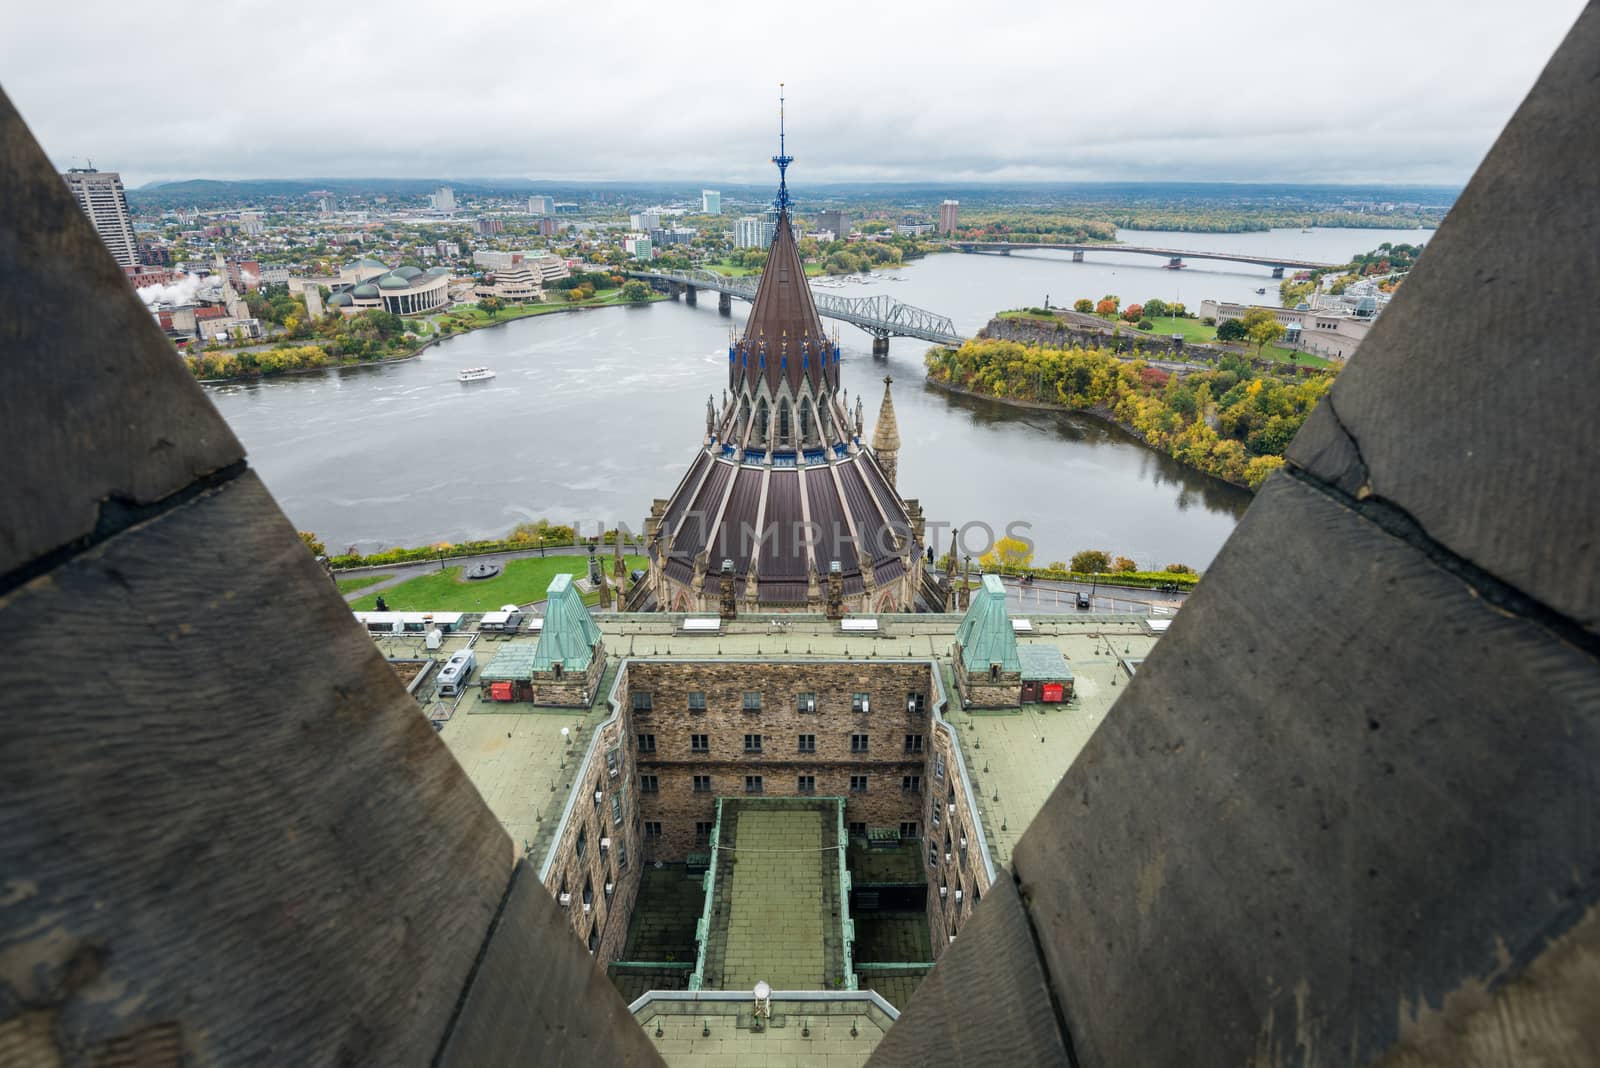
{"left": 950, "top": 241, "right": 1339, "bottom": 275}
{"left": 624, "top": 268, "right": 965, "bottom": 349}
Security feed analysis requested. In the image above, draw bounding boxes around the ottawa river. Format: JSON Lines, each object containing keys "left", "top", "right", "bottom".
{"left": 207, "top": 226, "right": 1429, "bottom": 567}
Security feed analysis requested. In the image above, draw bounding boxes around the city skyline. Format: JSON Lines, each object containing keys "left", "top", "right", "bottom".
{"left": 3, "top": 0, "right": 1585, "bottom": 188}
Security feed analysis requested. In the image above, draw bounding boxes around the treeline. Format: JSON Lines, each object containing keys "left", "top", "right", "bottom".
{"left": 1279, "top": 241, "right": 1425, "bottom": 305}
{"left": 952, "top": 215, "right": 1118, "bottom": 243}
{"left": 186, "top": 344, "right": 339, "bottom": 380}
{"left": 186, "top": 307, "right": 418, "bottom": 379}
{"left": 951, "top": 207, "right": 1444, "bottom": 237}
{"left": 925, "top": 339, "right": 1330, "bottom": 489}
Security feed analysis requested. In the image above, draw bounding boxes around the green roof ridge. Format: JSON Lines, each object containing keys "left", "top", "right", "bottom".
{"left": 532, "top": 573, "right": 601, "bottom": 672}
{"left": 954, "top": 574, "right": 1020, "bottom": 673}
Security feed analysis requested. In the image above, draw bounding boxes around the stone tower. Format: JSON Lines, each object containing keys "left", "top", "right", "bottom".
{"left": 872, "top": 375, "right": 901, "bottom": 488}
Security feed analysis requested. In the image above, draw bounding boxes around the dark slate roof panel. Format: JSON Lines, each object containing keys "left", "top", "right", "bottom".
{"left": 711, "top": 466, "right": 764, "bottom": 573}
{"left": 763, "top": 470, "right": 808, "bottom": 578}
{"left": 804, "top": 467, "right": 859, "bottom": 577}
{"left": 661, "top": 450, "right": 711, "bottom": 538}
{"left": 859, "top": 452, "right": 912, "bottom": 540}
{"left": 758, "top": 580, "right": 809, "bottom": 604}
{"left": 670, "top": 457, "right": 733, "bottom": 563}
{"left": 837, "top": 458, "right": 895, "bottom": 566}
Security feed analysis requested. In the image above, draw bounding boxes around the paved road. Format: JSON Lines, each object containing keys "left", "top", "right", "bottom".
{"left": 342, "top": 548, "right": 1189, "bottom": 618}
{"left": 998, "top": 575, "right": 1187, "bottom": 616}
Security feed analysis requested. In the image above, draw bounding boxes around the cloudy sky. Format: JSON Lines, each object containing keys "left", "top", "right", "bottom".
{"left": 2, "top": 0, "right": 1585, "bottom": 188}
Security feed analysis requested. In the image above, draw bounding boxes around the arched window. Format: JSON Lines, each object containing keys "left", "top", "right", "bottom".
{"left": 756, "top": 399, "right": 769, "bottom": 443}
{"left": 800, "top": 399, "right": 812, "bottom": 441}
{"left": 779, "top": 400, "right": 791, "bottom": 444}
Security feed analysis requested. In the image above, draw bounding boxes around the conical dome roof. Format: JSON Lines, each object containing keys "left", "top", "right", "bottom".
{"left": 742, "top": 209, "right": 824, "bottom": 346}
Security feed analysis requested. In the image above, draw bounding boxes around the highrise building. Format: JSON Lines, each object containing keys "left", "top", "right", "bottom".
{"left": 701, "top": 189, "right": 721, "bottom": 214}
{"left": 62, "top": 168, "right": 137, "bottom": 269}
{"left": 939, "top": 199, "right": 960, "bottom": 235}
{"left": 629, "top": 212, "right": 660, "bottom": 232}
{"left": 431, "top": 186, "right": 457, "bottom": 213}
{"left": 816, "top": 209, "right": 850, "bottom": 242}
{"left": 528, "top": 195, "right": 555, "bottom": 215}
{"left": 733, "top": 215, "right": 775, "bottom": 249}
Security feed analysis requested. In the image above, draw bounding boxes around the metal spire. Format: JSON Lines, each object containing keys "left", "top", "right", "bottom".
{"left": 772, "top": 83, "right": 793, "bottom": 214}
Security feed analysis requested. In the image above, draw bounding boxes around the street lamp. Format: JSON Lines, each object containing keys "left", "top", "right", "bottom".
{"left": 437, "top": 548, "right": 446, "bottom": 573}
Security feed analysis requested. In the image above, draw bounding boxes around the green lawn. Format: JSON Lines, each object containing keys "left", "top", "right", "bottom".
{"left": 1144, "top": 316, "right": 1215, "bottom": 342}
{"left": 1135, "top": 316, "right": 1333, "bottom": 368}
{"left": 350, "top": 555, "right": 648, "bottom": 611}
{"left": 998, "top": 309, "right": 1056, "bottom": 323}
{"left": 336, "top": 574, "right": 385, "bottom": 594}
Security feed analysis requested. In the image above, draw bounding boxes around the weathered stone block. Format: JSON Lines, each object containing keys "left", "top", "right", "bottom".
{"left": 1011, "top": 473, "right": 1600, "bottom": 1067}
{"left": 865, "top": 874, "right": 1070, "bottom": 1066}
{"left": 0, "top": 91, "right": 245, "bottom": 580}
{"left": 438, "top": 862, "right": 666, "bottom": 1067}
{"left": 0, "top": 473, "right": 511, "bottom": 1065}
{"left": 1284, "top": 5, "right": 1600, "bottom": 632}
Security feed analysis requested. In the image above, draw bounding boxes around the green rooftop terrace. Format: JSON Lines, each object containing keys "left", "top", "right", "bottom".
{"left": 695, "top": 798, "right": 851, "bottom": 993}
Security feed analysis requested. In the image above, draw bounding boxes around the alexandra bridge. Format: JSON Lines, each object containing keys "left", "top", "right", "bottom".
{"left": 624, "top": 267, "right": 965, "bottom": 354}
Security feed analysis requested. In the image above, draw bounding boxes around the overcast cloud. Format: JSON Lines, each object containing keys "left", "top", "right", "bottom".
{"left": 1, "top": 0, "right": 1585, "bottom": 187}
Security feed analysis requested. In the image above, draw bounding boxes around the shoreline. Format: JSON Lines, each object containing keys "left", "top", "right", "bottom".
{"left": 195, "top": 295, "right": 659, "bottom": 385}
{"left": 923, "top": 376, "right": 1254, "bottom": 493}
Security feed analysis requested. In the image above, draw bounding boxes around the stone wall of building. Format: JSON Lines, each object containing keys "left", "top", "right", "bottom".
{"left": 540, "top": 706, "right": 644, "bottom": 966}
{"left": 626, "top": 660, "right": 937, "bottom": 863}
{"left": 531, "top": 640, "right": 607, "bottom": 707}
{"left": 924, "top": 721, "right": 990, "bottom": 959}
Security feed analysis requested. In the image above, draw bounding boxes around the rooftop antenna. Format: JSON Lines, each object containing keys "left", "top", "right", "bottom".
{"left": 772, "top": 83, "right": 793, "bottom": 215}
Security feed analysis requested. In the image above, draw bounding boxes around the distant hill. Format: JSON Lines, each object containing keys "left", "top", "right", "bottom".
{"left": 127, "top": 177, "right": 1460, "bottom": 215}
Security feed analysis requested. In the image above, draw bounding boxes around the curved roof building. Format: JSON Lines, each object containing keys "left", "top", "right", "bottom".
{"left": 337, "top": 263, "right": 451, "bottom": 316}
{"left": 644, "top": 123, "right": 927, "bottom": 614}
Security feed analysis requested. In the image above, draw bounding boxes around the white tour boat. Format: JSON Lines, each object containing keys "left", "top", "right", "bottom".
{"left": 458, "top": 367, "right": 496, "bottom": 383}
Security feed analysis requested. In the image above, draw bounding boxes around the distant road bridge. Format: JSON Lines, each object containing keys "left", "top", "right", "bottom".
{"left": 949, "top": 241, "right": 1339, "bottom": 276}
{"left": 624, "top": 268, "right": 965, "bottom": 354}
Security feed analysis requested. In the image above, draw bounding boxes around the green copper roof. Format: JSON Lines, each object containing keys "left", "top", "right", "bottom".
{"left": 954, "top": 574, "right": 1020, "bottom": 674}
{"left": 1018, "top": 644, "right": 1072, "bottom": 681}
{"left": 532, "top": 573, "right": 602, "bottom": 673}
{"left": 480, "top": 643, "right": 538, "bottom": 682}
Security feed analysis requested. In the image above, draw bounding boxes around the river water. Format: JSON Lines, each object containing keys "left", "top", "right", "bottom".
{"left": 206, "top": 227, "right": 1430, "bottom": 567}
